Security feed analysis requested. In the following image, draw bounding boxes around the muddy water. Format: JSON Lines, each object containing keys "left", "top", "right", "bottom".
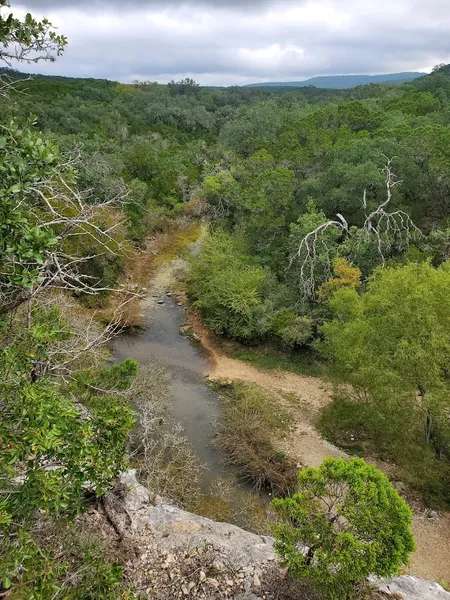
{"left": 113, "top": 287, "right": 237, "bottom": 490}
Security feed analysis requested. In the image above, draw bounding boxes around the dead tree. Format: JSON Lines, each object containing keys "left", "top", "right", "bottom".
{"left": 292, "top": 158, "right": 422, "bottom": 299}
{"left": 0, "top": 136, "right": 133, "bottom": 316}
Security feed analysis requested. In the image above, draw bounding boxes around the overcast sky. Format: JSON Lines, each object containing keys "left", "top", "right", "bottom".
{"left": 9, "top": 0, "right": 450, "bottom": 85}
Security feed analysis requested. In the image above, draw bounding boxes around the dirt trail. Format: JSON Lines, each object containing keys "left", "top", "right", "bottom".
{"left": 190, "top": 312, "right": 348, "bottom": 468}
{"left": 187, "top": 310, "right": 450, "bottom": 584}
{"left": 208, "top": 348, "right": 347, "bottom": 467}
{"left": 123, "top": 229, "right": 449, "bottom": 585}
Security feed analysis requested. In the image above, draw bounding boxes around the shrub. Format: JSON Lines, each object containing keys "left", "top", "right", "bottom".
{"left": 317, "top": 258, "right": 361, "bottom": 301}
{"left": 188, "top": 230, "right": 274, "bottom": 340}
{"left": 270, "top": 309, "right": 314, "bottom": 346}
{"left": 0, "top": 527, "right": 135, "bottom": 599}
{"left": 272, "top": 458, "right": 415, "bottom": 600}
{"left": 214, "top": 382, "right": 297, "bottom": 495}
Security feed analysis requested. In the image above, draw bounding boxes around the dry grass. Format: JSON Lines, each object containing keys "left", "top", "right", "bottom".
{"left": 214, "top": 382, "right": 298, "bottom": 496}
{"left": 128, "top": 365, "right": 274, "bottom": 534}
{"left": 193, "top": 476, "right": 271, "bottom": 535}
{"left": 127, "top": 362, "right": 203, "bottom": 507}
{"left": 95, "top": 221, "right": 201, "bottom": 329}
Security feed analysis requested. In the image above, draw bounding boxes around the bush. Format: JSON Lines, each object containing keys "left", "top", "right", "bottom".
{"left": 188, "top": 230, "right": 274, "bottom": 340}
{"left": 270, "top": 309, "right": 314, "bottom": 346}
{"left": 214, "top": 382, "right": 297, "bottom": 495}
{"left": 272, "top": 458, "right": 415, "bottom": 600}
{"left": 0, "top": 527, "right": 135, "bottom": 599}
{"left": 188, "top": 229, "right": 313, "bottom": 345}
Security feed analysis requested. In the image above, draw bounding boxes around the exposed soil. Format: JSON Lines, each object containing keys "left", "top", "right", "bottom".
{"left": 185, "top": 306, "right": 450, "bottom": 585}
{"left": 409, "top": 511, "right": 450, "bottom": 583}
{"left": 187, "top": 306, "right": 347, "bottom": 467}
{"left": 97, "top": 224, "right": 200, "bottom": 328}
{"left": 108, "top": 226, "right": 450, "bottom": 586}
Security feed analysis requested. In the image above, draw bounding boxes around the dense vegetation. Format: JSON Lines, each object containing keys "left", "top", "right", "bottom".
{"left": 1, "top": 0, "right": 449, "bottom": 595}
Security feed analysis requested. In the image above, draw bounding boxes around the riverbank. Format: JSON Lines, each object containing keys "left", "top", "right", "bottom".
{"left": 96, "top": 222, "right": 201, "bottom": 329}
{"left": 178, "top": 267, "right": 450, "bottom": 585}
{"left": 103, "top": 223, "right": 450, "bottom": 586}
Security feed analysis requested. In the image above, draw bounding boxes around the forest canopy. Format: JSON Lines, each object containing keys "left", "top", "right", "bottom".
{"left": 0, "top": 4, "right": 449, "bottom": 593}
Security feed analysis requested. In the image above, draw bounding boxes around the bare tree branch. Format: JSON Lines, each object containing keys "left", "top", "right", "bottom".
{"left": 292, "top": 158, "right": 423, "bottom": 299}
{"left": 0, "top": 128, "right": 134, "bottom": 315}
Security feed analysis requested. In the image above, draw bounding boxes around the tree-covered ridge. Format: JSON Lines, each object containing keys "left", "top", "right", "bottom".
{"left": 0, "top": 2, "right": 449, "bottom": 592}
{"left": 244, "top": 71, "right": 427, "bottom": 89}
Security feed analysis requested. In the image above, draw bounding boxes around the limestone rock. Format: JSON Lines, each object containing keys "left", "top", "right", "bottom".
{"left": 118, "top": 471, "right": 449, "bottom": 600}
{"left": 119, "top": 471, "right": 275, "bottom": 566}
{"left": 377, "top": 576, "right": 450, "bottom": 599}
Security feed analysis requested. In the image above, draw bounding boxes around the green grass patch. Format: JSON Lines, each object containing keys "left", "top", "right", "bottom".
{"left": 153, "top": 223, "right": 201, "bottom": 267}
{"left": 279, "top": 390, "right": 305, "bottom": 406}
{"left": 214, "top": 380, "right": 293, "bottom": 433}
{"left": 318, "top": 395, "right": 371, "bottom": 449}
{"left": 232, "top": 346, "right": 327, "bottom": 378}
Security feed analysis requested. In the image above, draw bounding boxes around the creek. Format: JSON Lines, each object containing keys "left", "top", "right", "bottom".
{"left": 112, "top": 268, "right": 242, "bottom": 491}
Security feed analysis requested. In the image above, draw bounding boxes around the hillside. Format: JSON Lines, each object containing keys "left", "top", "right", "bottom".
{"left": 245, "top": 71, "right": 426, "bottom": 89}
{"left": 1, "top": 5, "right": 450, "bottom": 596}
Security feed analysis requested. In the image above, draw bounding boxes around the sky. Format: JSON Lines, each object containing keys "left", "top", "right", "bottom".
{"left": 8, "top": 0, "right": 450, "bottom": 86}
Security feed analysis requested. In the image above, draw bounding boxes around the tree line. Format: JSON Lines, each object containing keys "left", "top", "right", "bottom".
{"left": 0, "top": 0, "right": 449, "bottom": 596}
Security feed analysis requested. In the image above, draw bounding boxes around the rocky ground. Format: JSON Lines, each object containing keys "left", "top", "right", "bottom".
{"left": 89, "top": 470, "right": 450, "bottom": 600}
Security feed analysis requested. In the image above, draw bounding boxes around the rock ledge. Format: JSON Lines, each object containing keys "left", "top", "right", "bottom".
{"left": 112, "top": 471, "right": 450, "bottom": 600}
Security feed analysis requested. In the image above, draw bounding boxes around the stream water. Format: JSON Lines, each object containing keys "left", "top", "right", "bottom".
{"left": 112, "top": 287, "right": 238, "bottom": 490}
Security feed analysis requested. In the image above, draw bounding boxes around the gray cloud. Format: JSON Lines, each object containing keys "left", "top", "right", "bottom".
{"left": 20, "top": 0, "right": 275, "bottom": 8}
{"left": 9, "top": 0, "right": 450, "bottom": 85}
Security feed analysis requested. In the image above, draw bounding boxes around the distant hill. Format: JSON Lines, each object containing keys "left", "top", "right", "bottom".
{"left": 244, "top": 72, "right": 427, "bottom": 90}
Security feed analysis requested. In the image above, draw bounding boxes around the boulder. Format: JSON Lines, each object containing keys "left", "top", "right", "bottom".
{"left": 119, "top": 471, "right": 275, "bottom": 567}
{"left": 377, "top": 576, "right": 450, "bottom": 599}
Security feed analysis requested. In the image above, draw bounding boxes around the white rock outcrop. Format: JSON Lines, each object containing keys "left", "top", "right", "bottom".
{"left": 377, "top": 576, "right": 450, "bottom": 600}
{"left": 119, "top": 470, "right": 275, "bottom": 568}
{"left": 118, "top": 471, "right": 450, "bottom": 600}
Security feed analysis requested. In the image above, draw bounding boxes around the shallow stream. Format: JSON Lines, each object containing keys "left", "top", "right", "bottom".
{"left": 113, "top": 284, "right": 239, "bottom": 490}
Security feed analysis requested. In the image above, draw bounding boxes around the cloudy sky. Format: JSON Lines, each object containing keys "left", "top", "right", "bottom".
{"left": 9, "top": 0, "right": 450, "bottom": 85}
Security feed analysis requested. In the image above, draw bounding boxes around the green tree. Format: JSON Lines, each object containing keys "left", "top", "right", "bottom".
{"left": 218, "top": 101, "right": 285, "bottom": 156}
{"left": 0, "top": 299, "right": 137, "bottom": 596}
{"left": 320, "top": 261, "right": 450, "bottom": 500}
{"left": 188, "top": 229, "right": 274, "bottom": 340}
{"left": 0, "top": 119, "right": 126, "bottom": 314}
{"left": 0, "top": 0, "right": 66, "bottom": 65}
{"left": 1, "top": 0, "right": 66, "bottom": 99}
{"left": 0, "top": 307, "right": 136, "bottom": 523}
{"left": 0, "top": 8, "right": 138, "bottom": 595}
{"left": 273, "top": 458, "right": 415, "bottom": 600}
{"left": 321, "top": 261, "right": 450, "bottom": 425}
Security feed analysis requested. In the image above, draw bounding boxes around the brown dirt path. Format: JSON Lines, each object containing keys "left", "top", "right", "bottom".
{"left": 187, "top": 309, "right": 450, "bottom": 585}
{"left": 189, "top": 309, "right": 350, "bottom": 468}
